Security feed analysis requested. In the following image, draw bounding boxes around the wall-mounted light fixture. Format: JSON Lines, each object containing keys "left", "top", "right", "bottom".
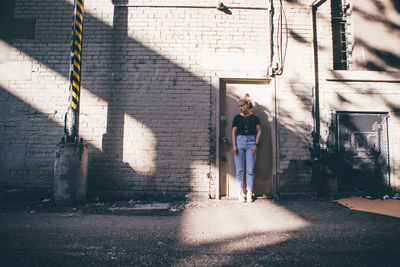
{"left": 216, "top": 2, "right": 232, "bottom": 14}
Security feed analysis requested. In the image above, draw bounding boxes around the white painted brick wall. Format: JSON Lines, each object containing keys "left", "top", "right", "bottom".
{"left": 1, "top": 0, "right": 272, "bottom": 194}
{"left": 3, "top": 0, "right": 398, "bottom": 195}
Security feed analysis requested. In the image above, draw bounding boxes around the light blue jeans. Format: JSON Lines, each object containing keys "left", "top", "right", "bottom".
{"left": 234, "top": 135, "right": 257, "bottom": 193}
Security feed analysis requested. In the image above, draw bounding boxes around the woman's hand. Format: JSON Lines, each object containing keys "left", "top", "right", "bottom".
{"left": 232, "top": 126, "right": 238, "bottom": 155}
{"left": 252, "top": 145, "right": 258, "bottom": 155}
{"left": 233, "top": 146, "right": 238, "bottom": 155}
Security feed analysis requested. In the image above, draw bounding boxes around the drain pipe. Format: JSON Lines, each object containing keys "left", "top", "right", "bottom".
{"left": 310, "top": 0, "right": 327, "bottom": 195}
{"left": 267, "top": 0, "right": 280, "bottom": 198}
{"left": 311, "top": 0, "right": 327, "bottom": 150}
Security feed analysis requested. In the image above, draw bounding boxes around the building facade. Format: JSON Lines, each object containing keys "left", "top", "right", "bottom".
{"left": 0, "top": 0, "right": 399, "bottom": 198}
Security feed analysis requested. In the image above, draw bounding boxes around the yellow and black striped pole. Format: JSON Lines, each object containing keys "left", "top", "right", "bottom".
{"left": 65, "top": 0, "right": 84, "bottom": 142}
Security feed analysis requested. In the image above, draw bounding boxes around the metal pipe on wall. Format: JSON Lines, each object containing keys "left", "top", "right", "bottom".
{"left": 112, "top": 4, "right": 270, "bottom": 10}
{"left": 65, "top": 0, "right": 85, "bottom": 143}
{"left": 310, "top": 0, "right": 327, "bottom": 153}
{"left": 310, "top": 0, "right": 327, "bottom": 195}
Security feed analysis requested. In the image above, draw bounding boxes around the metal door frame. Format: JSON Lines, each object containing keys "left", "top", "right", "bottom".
{"left": 211, "top": 75, "right": 277, "bottom": 199}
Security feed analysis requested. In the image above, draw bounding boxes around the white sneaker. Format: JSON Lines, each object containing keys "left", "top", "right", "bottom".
{"left": 246, "top": 191, "right": 254, "bottom": 203}
{"left": 239, "top": 191, "right": 246, "bottom": 203}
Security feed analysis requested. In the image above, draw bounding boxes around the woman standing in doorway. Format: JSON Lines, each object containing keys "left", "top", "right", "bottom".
{"left": 232, "top": 93, "right": 261, "bottom": 203}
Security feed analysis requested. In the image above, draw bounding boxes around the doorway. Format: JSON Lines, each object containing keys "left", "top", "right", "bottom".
{"left": 336, "top": 112, "right": 390, "bottom": 192}
{"left": 219, "top": 79, "right": 276, "bottom": 198}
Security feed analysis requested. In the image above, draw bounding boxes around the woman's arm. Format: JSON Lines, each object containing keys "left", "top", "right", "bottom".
{"left": 252, "top": 124, "right": 262, "bottom": 155}
{"left": 232, "top": 126, "right": 238, "bottom": 155}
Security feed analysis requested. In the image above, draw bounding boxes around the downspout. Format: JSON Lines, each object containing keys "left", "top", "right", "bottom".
{"left": 310, "top": 0, "right": 327, "bottom": 195}
{"left": 272, "top": 0, "right": 280, "bottom": 198}
{"left": 268, "top": 0, "right": 280, "bottom": 198}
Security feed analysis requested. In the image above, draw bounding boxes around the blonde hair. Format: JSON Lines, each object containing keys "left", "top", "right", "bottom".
{"left": 239, "top": 93, "right": 253, "bottom": 109}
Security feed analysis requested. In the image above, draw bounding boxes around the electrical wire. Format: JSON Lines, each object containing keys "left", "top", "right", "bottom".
{"left": 274, "top": 0, "right": 288, "bottom": 76}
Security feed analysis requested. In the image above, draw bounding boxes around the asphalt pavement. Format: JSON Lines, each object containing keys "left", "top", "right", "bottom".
{"left": 0, "top": 196, "right": 399, "bottom": 266}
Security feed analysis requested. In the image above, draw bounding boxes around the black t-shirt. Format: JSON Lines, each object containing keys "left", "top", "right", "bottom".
{"left": 232, "top": 114, "right": 260, "bottom": 136}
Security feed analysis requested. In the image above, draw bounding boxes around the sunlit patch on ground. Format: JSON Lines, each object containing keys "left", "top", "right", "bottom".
{"left": 179, "top": 200, "right": 310, "bottom": 250}
{"left": 334, "top": 197, "right": 400, "bottom": 218}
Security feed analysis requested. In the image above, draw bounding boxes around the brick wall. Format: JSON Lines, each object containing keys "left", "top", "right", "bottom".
{"left": 273, "top": 0, "right": 315, "bottom": 193}
{"left": 315, "top": 0, "right": 400, "bottom": 191}
{"left": 0, "top": 0, "right": 275, "bottom": 195}
{"left": 3, "top": 0, "right": 397, "bottom": 196}
{"left": 1, "top": 0, "right": 71, "bottom": 190}
{"left": 82, "top": 0, "right": 270, "bottom": 193}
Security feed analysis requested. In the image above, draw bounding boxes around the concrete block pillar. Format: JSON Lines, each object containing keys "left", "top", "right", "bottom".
{"left": 54, "top": 142, "right": 88, "bottom": 204}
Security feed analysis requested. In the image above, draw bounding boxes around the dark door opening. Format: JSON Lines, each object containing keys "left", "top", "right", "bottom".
{"left": 336, "top": 112, "right": 390, "bottom": 192}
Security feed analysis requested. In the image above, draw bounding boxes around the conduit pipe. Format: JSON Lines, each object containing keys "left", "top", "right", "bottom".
{"left": 269, "top": 0, "right": 280, "bottom": 198}
{"left": 269, "top": 0, "right": 274, "bottom": 68}
{"left": 112, "top": 3, "right": 270, "bottom": 10}
{"left": 310, "top": 0, "right": 327, "bottom": 153}
{"left": 310, "top": 0, "right": 327, "bottom": 194}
